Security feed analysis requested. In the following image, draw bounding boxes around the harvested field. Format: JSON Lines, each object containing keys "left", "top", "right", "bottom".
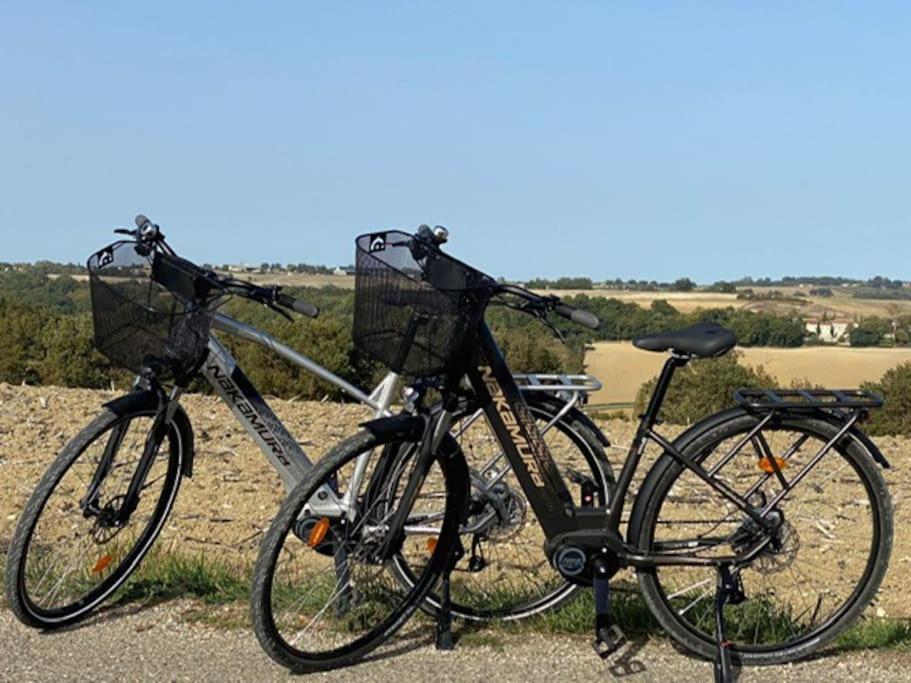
{"left": 533, "top": 289, "right": 743, "bottom": 312}
{"left": 0, "top": 384, "right": 375, "bottom": 567}
{"left": 586, "top": 342, "right": 911, "bottom": 407}
{"left": 0, "top": 383, "right": 907, "bottom": 620}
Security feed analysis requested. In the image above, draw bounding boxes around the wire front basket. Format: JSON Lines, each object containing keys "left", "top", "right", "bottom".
{"left": 353, "top": 231, "right": 496, "bottom": 377}
{"left": 87, "top": 242, "right": 219, "bottom": 382}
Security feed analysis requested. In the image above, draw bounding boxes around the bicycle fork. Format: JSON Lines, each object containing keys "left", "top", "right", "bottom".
{"left": 375, "top": 404, "right": 456, "bottom": 564}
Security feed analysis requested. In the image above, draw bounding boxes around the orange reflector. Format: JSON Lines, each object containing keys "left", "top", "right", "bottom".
{"left": 92, "top": 554, "right": 113, "bottom": 574}
{"left": 426, "top": 537, "right": 438, "bottom": 554}
{"left": 308, "top": 517, "right": 331, "bottom": 548}
{"left": 758, "top": 457, "right": 788, "bottom": 473}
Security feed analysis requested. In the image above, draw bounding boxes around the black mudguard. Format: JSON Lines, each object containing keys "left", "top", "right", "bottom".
{"left": 104, "top": 390, "right": 162, "bottom": 416}
{"left": 361, "top": 414, "right": 428, "bottom": 441}
{"left": 360, "top": 414, "right": 471, "bottom": 522}
{"left": 103, "top": 390, "right": 196, "bottom": 478}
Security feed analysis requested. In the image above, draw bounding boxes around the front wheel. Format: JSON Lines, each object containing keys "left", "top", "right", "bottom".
{"left": 251, "top": 426, "right": 468, "bottom": 672}
{"left": 632, "top": 412, "right": 893, "bottom": 665}
{"left": 5, "top": 407, "right": 185, "bottom": 629}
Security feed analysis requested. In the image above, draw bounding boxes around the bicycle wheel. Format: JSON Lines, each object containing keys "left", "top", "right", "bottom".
{"left": 251, "top": 426, "right": 468, "bottom": 672}
{"left": 632, "top": 411, "right": 892, "bottom": 665}
{"left": 6, "top": 407, "right": 185, "bottom": 629}
{"left": 391, "top": 396, "right": 614, "bottom": 621}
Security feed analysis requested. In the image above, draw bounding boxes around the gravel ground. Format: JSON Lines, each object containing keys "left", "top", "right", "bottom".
{"left": 2, "top": 604, "right": 910, "bottom": 683}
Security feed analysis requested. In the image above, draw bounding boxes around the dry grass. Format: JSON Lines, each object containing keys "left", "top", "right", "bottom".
{"left": 1, "top": 385, "right": 907, "bottom": 631}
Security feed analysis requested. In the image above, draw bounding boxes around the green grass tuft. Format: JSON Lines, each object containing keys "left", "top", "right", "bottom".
{"left": 834, "top": 617, "right": 911, "bottom": 651}
{"left": 111, "top": 548, "right": 250, "bottom": 606}
{"left": 3, "top": 546, "right": 908, "bottom": 653}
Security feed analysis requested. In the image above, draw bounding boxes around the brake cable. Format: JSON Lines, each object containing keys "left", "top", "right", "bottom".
{"left": 493, "top": 296, "right": 566, "bottom": 343}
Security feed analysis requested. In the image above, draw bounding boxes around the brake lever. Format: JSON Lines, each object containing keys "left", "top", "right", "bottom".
{"left": 271, "top": 303, "right": 294, "bottom": 322}
{"left": 539, "top": 312, "right": 566, "bottom": 343}
{"left": 264, "top": 287, "right": 294, "bottom": 322}
{"left": 507, "top": 298, "right": 566, "bottom": 344}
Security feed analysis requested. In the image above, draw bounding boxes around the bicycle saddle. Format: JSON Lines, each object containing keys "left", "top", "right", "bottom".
{"left": 633, "top": 322, "right": 737, "bottom": 358}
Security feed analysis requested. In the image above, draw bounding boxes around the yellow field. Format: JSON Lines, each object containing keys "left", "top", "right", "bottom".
{"left": 532, "top": 289, "right": 743, "bottom": 312}
{"left": 535, "top": 286, "right": 911, "bottom": 319}
{"left": 586, "top": 341, "right": 911, "bottom": 406}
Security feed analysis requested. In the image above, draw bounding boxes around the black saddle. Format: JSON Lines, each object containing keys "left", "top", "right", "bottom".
{"left": 633, "top": 323, "right": 737, "bottom": 358}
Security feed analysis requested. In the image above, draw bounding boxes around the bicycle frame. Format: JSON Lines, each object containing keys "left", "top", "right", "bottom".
{"left": 191, "top": 313, "right": 600, "bottom": 520}
{"left": 463, "top": 322, "right": 864, "bottom": 570}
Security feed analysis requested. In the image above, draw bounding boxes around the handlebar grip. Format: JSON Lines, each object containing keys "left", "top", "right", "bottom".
{"left": 555, "top": 303, "right": 600, "bottom": 330}
{"left": 277, "top": 293, "right": 319, "bottom": 318}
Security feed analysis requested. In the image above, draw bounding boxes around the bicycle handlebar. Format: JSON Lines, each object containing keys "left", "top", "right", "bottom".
{"left": 495, "top": 284, "right": 601, "bottom": 330}
{"left": 219, "top": 279, "right": 320, "bottom": 319}
{"left": 276, "top": 292, "right": 320, "bottom": 318}
{"left": 554, "top": 302, "right": 600, "bottom": 330}
{"left": 122, "top": 214, "right": 319, "bottom": 319}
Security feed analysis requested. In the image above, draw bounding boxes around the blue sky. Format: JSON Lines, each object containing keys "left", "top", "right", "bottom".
{"left": 1, "top": 2, "right": 908, "bottom": 282}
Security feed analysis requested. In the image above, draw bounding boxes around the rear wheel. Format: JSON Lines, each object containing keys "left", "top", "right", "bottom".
{"left": 251, "top": 427, "right": 467, "bottom": 672}
{"left": 5, "top": 407, "right": 184, "bottom": 629}
{"left": 633, "top": 413, "right": 892, "bottom": 665}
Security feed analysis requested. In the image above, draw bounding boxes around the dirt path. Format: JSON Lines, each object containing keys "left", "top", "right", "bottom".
{"left": 2, "top": 604, "right": 910, "bottom": 682}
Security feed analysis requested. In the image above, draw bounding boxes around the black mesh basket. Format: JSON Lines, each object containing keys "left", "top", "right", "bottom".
{"left": 353, "top": 231, "right": 496, "bottom": 377}
{"left": 87, "top": 242, "right": 220, "bottom": 382}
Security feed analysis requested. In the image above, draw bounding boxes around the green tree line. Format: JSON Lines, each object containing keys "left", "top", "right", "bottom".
{"left": 0, "top": 267, "right": 892, "bottom": 404}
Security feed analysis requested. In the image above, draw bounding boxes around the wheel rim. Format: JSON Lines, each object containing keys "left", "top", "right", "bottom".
{"left": 19, "top": 413, "right": 180, "bottom": 623}
{"left": 263, "top": 437, "right": 455, "bottom": 660}
{"left": 644, "top": 419, "right": 882, "bottom": 652}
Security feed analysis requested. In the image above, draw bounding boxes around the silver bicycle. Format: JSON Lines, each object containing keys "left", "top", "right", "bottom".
{"left": 6, "top": 216, "right": 611, "bottom": 629}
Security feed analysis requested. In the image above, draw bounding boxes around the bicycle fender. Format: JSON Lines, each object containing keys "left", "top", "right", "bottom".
{"left": 850, "top": 425, "right": 891, "bottom": 468}
{"left": 104, "top": 390, "right": 162, "bottom": 415}
{"left": 360, "top": 414, "right": 427, "bottom": 441}
{"left": 103, "top": 391, "right": 196, "bottom": 478}
{"left": 360, "top": 414, "right": 469, "bottom": 470}
{"left": 809, "top": 410, "right": 891, "bottom": 469}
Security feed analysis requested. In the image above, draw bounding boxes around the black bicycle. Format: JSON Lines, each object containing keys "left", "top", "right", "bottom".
{"left": 250, "top": 229, "right": 893, "bottom": 681}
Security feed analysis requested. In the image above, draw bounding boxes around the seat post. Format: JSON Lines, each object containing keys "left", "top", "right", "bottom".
{"left": 640, "top": 353, "right": 689, "bottom": 428}
{"left": 604, "top": 351, "right": 691, "bottom": 532}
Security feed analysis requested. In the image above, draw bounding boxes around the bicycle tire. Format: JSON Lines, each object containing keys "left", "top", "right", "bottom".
{"left": 251, "top": 426, "right": 469, "bottom": 672}
{"left": 6, "top": 407, "right": 185, "bottom": 629}
{"left": 631, "top": 411, "right": 892, "bottom": 665}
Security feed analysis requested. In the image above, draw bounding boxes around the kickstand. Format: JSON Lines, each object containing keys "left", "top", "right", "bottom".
{"left": 713, "top": 564, "right": 745, "bottom": 683}
{"left": 333, "top": 539, "right": 352, "bottom": 617}
{"left": 592, "top": 559, "right": 626, "bottom": 659}
{"left": 435, "top": 541, "right": 463, "bottom": 651}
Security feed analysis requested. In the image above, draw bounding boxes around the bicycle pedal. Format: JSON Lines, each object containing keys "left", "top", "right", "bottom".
{"left": 592, "top": 624, "right": 627, "bottom": 659}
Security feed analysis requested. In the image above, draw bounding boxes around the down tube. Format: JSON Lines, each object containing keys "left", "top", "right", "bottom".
{"left": 466, "top": 323, "right": 576, "bottom": 538}
{"left": 202, "top": 337, "right": 311, "bottom": 491}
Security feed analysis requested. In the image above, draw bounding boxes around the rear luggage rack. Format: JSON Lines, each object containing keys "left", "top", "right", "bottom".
{"left": 513, "top": 374, "right": 602, "bottom": 394}
{"left": 734, "top": 388, "right": 883, "bottom": 411}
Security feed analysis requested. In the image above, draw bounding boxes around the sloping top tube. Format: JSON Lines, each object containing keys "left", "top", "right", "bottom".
{"left": 211, "top": 313, "right": 386, "bottom": 412}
